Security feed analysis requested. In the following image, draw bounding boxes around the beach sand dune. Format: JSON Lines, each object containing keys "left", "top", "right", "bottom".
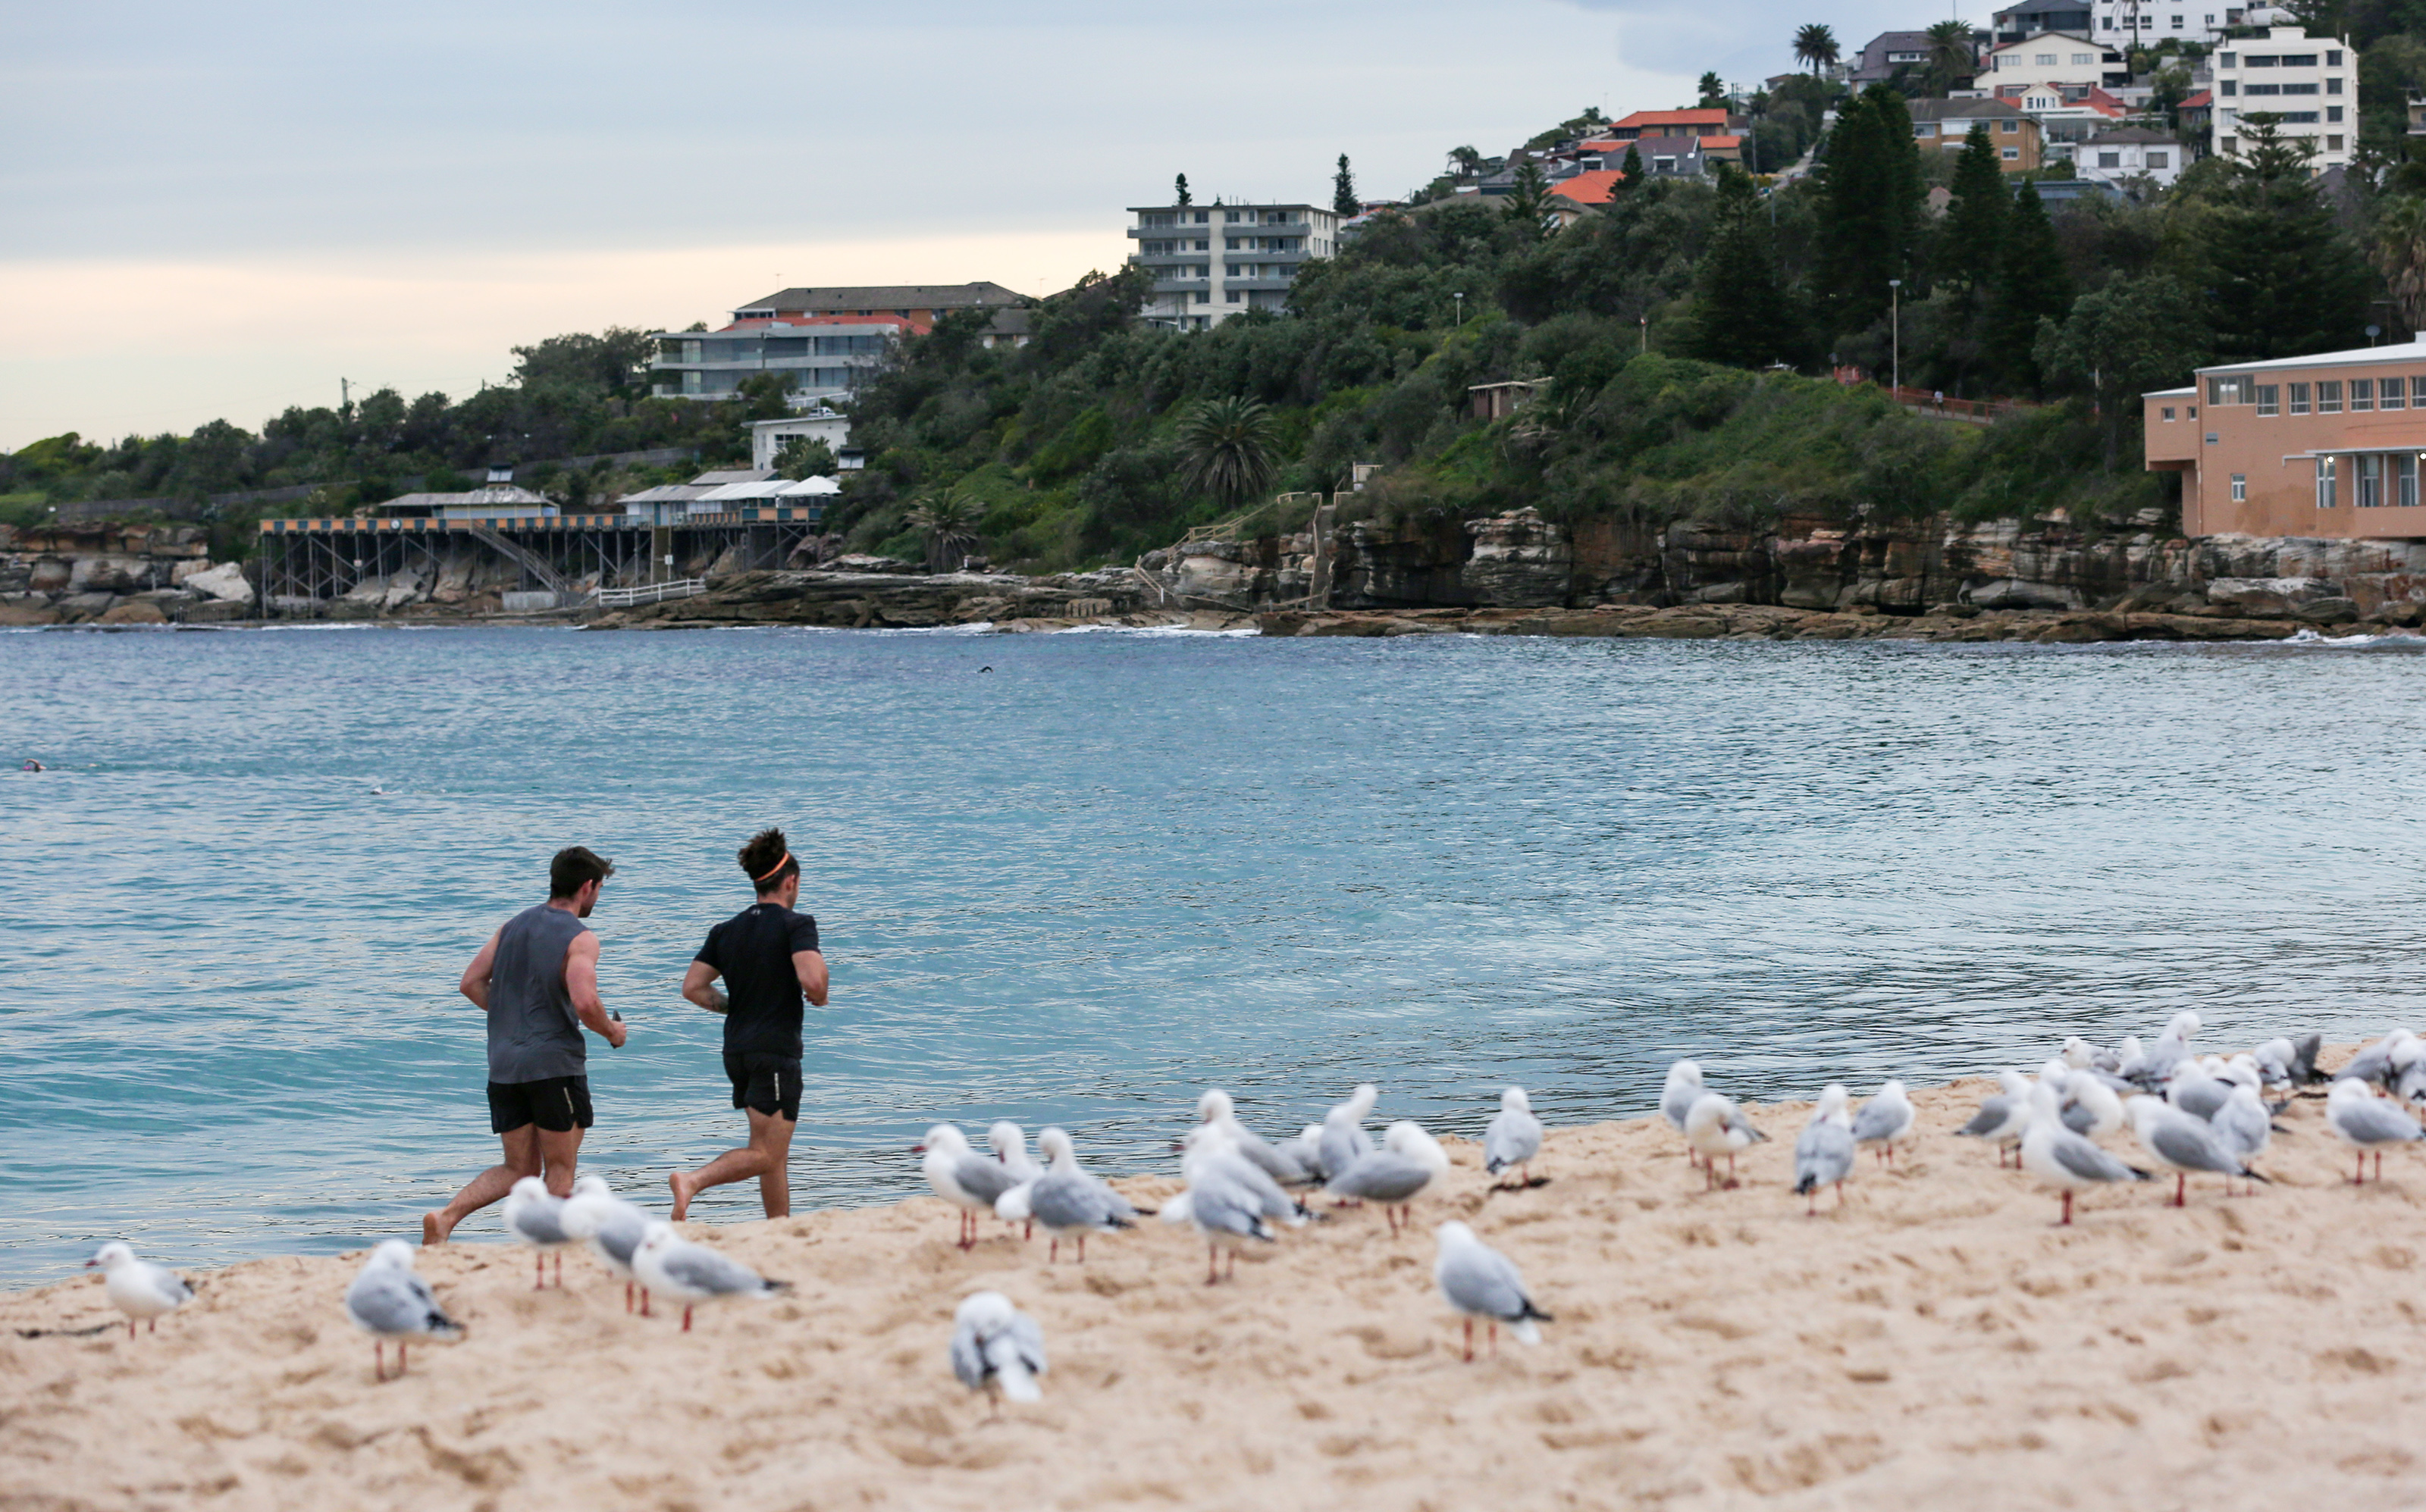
{"left": 8, "top": 1073, "right": 2426, "bottom": 1510}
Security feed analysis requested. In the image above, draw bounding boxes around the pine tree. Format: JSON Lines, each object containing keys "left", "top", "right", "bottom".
{"left": 1940, "top": 127, "right": 2009, "bottom": 297}
{"left": 1619, "top": 144, "right": 1644, "bottom": 191}
{"left": 1989, "top": 180, "right": 2072, "bottom": 391}
{"left": 1333, "top": 154, "right": 1358, "bottom": 218}
{"left": 1689, "top": 167, "right": 1798, "bottom": 368}
{"left": 1174, "top": 174, "right": 1191, "bottom": 207}
{"left": 1813, "top": 88, "right": 1924, "bottom": 330}
{"left": 2202, "top": 117, "right": 2370, "bottom": 361}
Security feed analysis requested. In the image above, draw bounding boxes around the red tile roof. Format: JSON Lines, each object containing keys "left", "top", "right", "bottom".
{"left": 1549, "top": 170, "right": 1628, "bottom": 203}
{"left": 2180, "top": 89, "right": 2212, "bottom": 108}
{"left": 1613, "top": 108, "right": 1732, "bottom": 129}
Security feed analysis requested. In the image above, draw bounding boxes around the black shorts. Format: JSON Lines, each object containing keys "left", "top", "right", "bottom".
{"left": 488, "top": 1075, "right": 594, "bottom": 1135}
{"left": 724, "top": 1051, "right": 801, "bottom": 1121}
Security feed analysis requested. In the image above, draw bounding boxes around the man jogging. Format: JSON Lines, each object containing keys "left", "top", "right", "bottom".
{"left": 424, "top": 846, "right": 627, "bottom": 1244}
{"left": 672, "top": 827, "right": 827, "bottom": 1220}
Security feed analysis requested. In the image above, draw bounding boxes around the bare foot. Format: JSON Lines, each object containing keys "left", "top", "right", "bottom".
{"left": 669, "top": 1171, "right": 696, "bottom": 1222}
{"left": 422, "top": 1210, "right": 451, "bottom": 1246}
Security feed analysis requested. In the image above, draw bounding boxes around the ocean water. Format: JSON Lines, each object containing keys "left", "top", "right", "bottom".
{"left": 4, "top": 622, "right": 2424, "bottom": 1288}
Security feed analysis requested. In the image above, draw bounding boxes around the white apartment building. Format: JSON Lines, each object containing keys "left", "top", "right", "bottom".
{"left": 1127, "top": 202, "right": 1340, "bottom": 329}
{"left": 2075, "top": 125, "right": 2186, "bottom": 186}
{"left": 2210, "top": 26, "right": 2355, "bottom": 170}
{"left": 2092, "top": 0, "right": 2246, "bottom": 42}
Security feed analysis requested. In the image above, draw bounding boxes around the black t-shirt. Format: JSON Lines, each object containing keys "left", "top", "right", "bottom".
{"left": 694, "top": 903, "right": 821, "bottom": 1058}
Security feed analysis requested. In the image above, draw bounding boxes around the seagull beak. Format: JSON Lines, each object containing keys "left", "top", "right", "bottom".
{"left": 82, "top": 1260, "right": 98, "bottom": 1269}
{"left": 909, "top": 1144, "right": 926, "bottom": 1154}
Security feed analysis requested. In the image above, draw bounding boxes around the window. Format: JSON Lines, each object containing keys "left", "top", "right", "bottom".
{"left": 1225, "top": 238, "right": 1239, "bottom": 250}
{"left": 2205, "top": 14, "right": 2214, "bottom": 23}
{"left": 2256, "top": 385, "right": 2280, "bottom": 415}
{"left": 2035, "top": 52, "right": 2056, "bottom": 64}
{"left": 2404, "top": 455, "right": 2420, "bottom": 508}
{"left": 2171, "top": 14, "right": 2183, "bottom": 25}
{"left": 2329, "top": 49, "right": 2345, "bottom": 64}
{"left": 2189, "top": 405, "right": 2199, "bottom": 418}
{"left": 1224, "top": 211, "right": 1240, "bottom": 222}
{"left": 1224, "top": 291, "right": 1242, "bottom": 304}
{"left": 2329, "top": 106, "right": 2345, "bottom": 122}
{"left": 2321, "top": 380, "right": 2343, "bottom": 413}
{"left": 2284, "top": 53, "right": 2318, "bottom": 65}
{"left": 2003, "top": 145, "right": 2020, "bottom": 159}
{"left": 2163, "top": 406, "right": 2178, "bottom": 421}
{"left": 2246, "top": 53, "right": 2277, "bottom": 65}
{"left": 2317, "top": 455, "right": 2339, "bottom": 507}
{"left": 2104, "top": 14, "right": 2117, "bottom": 25}
{"left": 2280, "top": 82, "right": 2320, "bottom": 94}
{"left": 2222, "top": 80, "right": 2239, "bottom": 95}
{"left": 2099, "top": 151, "right": 2122, "bottom": 167}
{"left": 2280, "top": 112, "right": 2321, "bottom": 124}
{"left": 1194, "top": 290, "right": 1210, "bottom": 303}
{"left": 2073, "top": 51, "right": 2093, "bottom": 62}
{"left": 2245, "top": 83, "right": 2281, "bottom": 95}
{"left": 2208, "top": 376, "right": 2249, "bottom": 405}
{"left": 2001, "top": 118, "right": 2020, "bottom": 132}
{"left": 2352, "top": 378, "right": 2374, "bottom": 411}
{"left": 2327, "top": 77, "right": 2343, "bottom": 93}
{"left": 2386, "top": 379, "right": 2409, "bottom": 411}
{"left": 2149, "top": 151, "right": 2171, "bottom": 167}
{"left": 1193, "top": 211, "right": 1209, "bottom": 224}
{"left": 2359, "top": 453, "right": 2384, "bottom": 507}
{"left": 2290, "top": 381, "right": 2311, "bottom": 414}
{"left": 2329, "top": 134, "right": 2346, "bottom": 150}
{"left": 2221, "top": 51, "right": 2236, "bottom": 65}
{"left": 2232, "top": 473, "right": 2248, "bottom": 501}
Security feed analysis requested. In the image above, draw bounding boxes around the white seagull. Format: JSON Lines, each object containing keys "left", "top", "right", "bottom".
{"left": 2125, "top": 1095, "right": 2268, "bottom": 1207}
{"left": 1850, "top": 1080, "right": 1915, "bottom": 1166}
{"left": 1325, "top": 1121, "right": 1451, "bottom": 1235}
{"left": 1956, "top": 1069, "right": 2034, "bottom": 1166}
{"left": 1484, "top": 1086, "right": 1545, "bottom": 1188}
{"left": 916, "top": 1124, "right": 1023, "bottom": 1250}
{"left": 949, "top": 1291, "right": 1046, "bottom": 1415}
{"left": 344, "top": 1240, "right": 464, "bottom": 1381}
{"left": 1026, "top": 1127, "right": 1144, "bottom": 1263}
{"left": 2327, "top": 1079, "right": 2426, "bottom": 1184}
{"left": 84, "top": 1243, "right": 193, "bottom": 1338}
{"left": 1791, "top": 1085, "right": 1857, "bottom": 1215}
{"left": 561, "top": 1175, "right": 654, "bottom": 1314}
{"left": 502, "top": 1175, "right": 579, "bottom": 1289}
{"left": 1661, "top": 1060, "right": 1707, "bottom": 1163}
{"left": 2019, "top": 1083, "right": 2151, "bottom": 1225}
{"left": 1434, "top": 1221, "right": 1552, "bottom": 1362}
{"left": 632, "top": 1222, "right": 789, "bottom": 1332}
{"left": 1685, "top": 1090, "right": 1766, "bottom": 1188}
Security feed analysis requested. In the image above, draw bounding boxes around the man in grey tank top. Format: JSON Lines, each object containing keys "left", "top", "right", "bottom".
{"left": 423, "top": 847, "right": 628, "bottom": 1244}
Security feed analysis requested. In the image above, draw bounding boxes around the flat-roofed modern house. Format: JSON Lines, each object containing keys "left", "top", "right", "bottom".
{"left": 1127, "top": 202, "right": 1340, "bottom": 329}
{"left": 2093, "top": 0, "right": 2243, "bottom": 42}
{"left": 648, "top": 284, "right": 1026, "bottom": 405}
{"left": 2076, "top": 124, "right": 2184, "bottom": 186}
{"left": 2209, "top": 27, "right": 2355, "bottom": 170}
{"left": 1982, "top": 31, "right": 2128, "bottom": 88}
{"left": 1907, "top": 98, "right": 2045, "bottom": 170}
{"left": 2146, "top": 339, "right": 2426, "bottom": 537}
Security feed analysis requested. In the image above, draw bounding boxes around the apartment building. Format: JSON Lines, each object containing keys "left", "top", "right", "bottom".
{"left": 2209, "top": 27, "right": 2356, "bottom": 170}
{"left": 648, "top": 283, "right": 1026, "bottom": 403}
{"left": 2092, "top": 0, "right": 2245, "bottom": 42}
{"left": 1982, "top": 32, "right": 2129, "bottom": 88}
{"left": 2145, "top": 338, "right": 2426, "bottom": 537}
{"left": 1127, "top": 202, "right": 1340, "bottom": 329}
{"left": 1907, "top": 98, "right": 2045, "bottom": 171}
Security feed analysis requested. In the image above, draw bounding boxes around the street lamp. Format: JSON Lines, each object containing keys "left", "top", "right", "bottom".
{"left": 1888, "top": 278, "right": 1904, "bottom": 395}
{"left": 1453, "top": 291, "right": 1465, "bottom": 327}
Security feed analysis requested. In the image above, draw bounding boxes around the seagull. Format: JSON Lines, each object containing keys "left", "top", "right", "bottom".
{"left": 503, "top": 1176, "right": 578, "bottom": 1289}
{"left": 2134, "top": 1011, "right": 2202, "bottom": 1087}
{"left": 1315, "top": 1085, "right": 1379, "bottom": 1180}
{"left": 1956, "top": 1069, "right": 2034, "bottom": 1166}
{"left": 2334, "top": 1029, "right": 2416, "bottom": 1090}
{"left": 1434, "top": 1221, "right": 1552, "bottom": 1362}
{"left": 2020, "top": 1083, "right": 2151, "bottom": 1225}
{"left": 1662, "top": 1060, "right": 1707, "bottom": 1163}
{"left": 2111, "top": 1035, "right": 2149, "bottom": 1082}
{"left": 2060, "top": 1072, "right": 2126, "bottom": 1140}
{"left": 1791, "top": 1085, "right": 1857, "bottom": 1214}
{"left": 916, "top": 1124, "right": 1023, "bottom": 1250}
{"left": 2126, "top": 1095, "right": 2268, "bottom": 1207}
{"left": 949, "top": 1291, "right": 1046, "bottom": 1416}
{"left": 1326, "top": 1121, "right": 1451, "bottom": 1234}
{"left": 1484, "top": 1086, "right": 1544, "bottom": 1188}
{"left": 2061, "top": 1036, "right": 2098, "bottom": 1070}
{"left": 1174, "top": 1125, "right": 1319, "bottom": 1230}
{"left": 988, "top": 1122, "right": 1044, "bottom": 1240}
{"left": 84, "top": 1243, "right": 193, "bottom": 1338}
{"left": 2210, "top": 1082, "right": 2278, "bottom": 1188}
{"left": 1274, "top": 1123, "right": 1327, "bottom": 1181}
{"left": 1851, "top": 1080, "right": 1915, "bottom": 1166}
{"left": 1684, "top": 1091, "right": 1766, "bottom": 1188}
{"left": 1171, "top": 1139, "right": 1282, "bottom": 1284}
{"left": 1194, "top": 1089, "right": 1314, "bottom": 1186}
{"left": 2327, "top": 1079, "right": 2426, "bottom": 1184}
{"left": 1027, "top": 1127, "right": 1144, "bottom": 1262}
{"left": 2166, "top": 1063, "right": 2233, "bottom": 1122}
{"left": 632, "top": 1222, "right": 789, "bottom": 1332}
{"left": 344, "top": 1240, "right": 464, "bottom": 1381}
{"left": 561, "top": 1175, "right": 653, "bottom": 1314}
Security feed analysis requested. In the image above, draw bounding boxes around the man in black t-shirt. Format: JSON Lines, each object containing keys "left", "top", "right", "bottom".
{"left": 671, "top": 826, "right": 828, "bottom": 1219}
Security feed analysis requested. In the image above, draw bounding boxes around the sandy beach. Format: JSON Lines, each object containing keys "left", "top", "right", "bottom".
{"left": 8, "top": 1067, "right": 2426, "bottom": 1511}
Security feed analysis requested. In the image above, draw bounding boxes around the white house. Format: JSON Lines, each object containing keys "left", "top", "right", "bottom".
{"left": 2210, "top": 25, "right": 2356, "bottom": 171}
{"left": 748, "top": 409, "right": 851, "bottom": 471}
{"left": 1982, "top": 31, "right": 2127, "bottom": 89}
{"left": 2093, "top": 0, "right": 2246, "bottom": 42}
{"left": 1127, "top": 202, "right": 1340, "bottom": 329}
{"left": 2074, "top": 125, "right": 2186, "bottom": 187}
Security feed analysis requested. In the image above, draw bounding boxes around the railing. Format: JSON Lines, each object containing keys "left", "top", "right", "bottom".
{"left": 1879, "top": 384, "right": 2039, "bottom": 424}
{"left": 467, "top": 525, "right": 573, "bottom": 596}
{"left": 594, "top": 578, "right": 705, "bottom": 609}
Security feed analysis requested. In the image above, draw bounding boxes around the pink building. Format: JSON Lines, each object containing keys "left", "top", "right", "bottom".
{"left": 2145, "top": 338, "right": 2426, "bottom": 538}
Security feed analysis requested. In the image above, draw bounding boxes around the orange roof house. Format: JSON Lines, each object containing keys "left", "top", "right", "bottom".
{"left": 1604, "top": 108, "right": 1741, "bottom": 139}
{"left": 1549, "top": 170, "right": 1628, "bottom": 203}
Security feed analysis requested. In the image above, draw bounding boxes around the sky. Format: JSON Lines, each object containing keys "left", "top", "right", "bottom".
{"left": 0, "top": 0, "right": 1935, "bottom": 450}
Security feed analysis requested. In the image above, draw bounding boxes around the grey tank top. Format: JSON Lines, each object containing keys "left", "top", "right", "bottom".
{"left": 487, "top": 903, "right": 590, "bottom": 1083}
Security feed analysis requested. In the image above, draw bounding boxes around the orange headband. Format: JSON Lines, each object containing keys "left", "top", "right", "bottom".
{"left": 753, "top": 852, "right": 795, "bottom": 884}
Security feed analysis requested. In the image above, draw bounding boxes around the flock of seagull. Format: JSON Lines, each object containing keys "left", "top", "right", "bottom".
{"left": 72, "top": 1016, "right": 2426, "bottom": 1410}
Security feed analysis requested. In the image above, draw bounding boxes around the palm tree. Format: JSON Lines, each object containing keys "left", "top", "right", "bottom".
{"left": 2375, "top": 195, "right": 2426, "bottom": 333}
{"left": 1793, "top": 23, "right": 1840, "bottom": 77}
{"left": 1697, "top": 71, "right": 1728, "bottom": 107}
{"left": 1924, "top": 20, "right": 1977, "bottom": 93}
{"left": 1448, "top": 145, "right": 1483, "bottom": 177}
{"left": 1177, "top": 397, "right": 1279, "bottom": 509}
{"left": 906, "top": 487, "right": 981, "bottom": 572}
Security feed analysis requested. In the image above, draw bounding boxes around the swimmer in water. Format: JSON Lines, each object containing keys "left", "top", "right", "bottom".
{"left": 21, "top": 759, "right": 43, "bottom": 772}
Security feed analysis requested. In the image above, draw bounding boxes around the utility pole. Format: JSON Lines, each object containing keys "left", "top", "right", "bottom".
{"left": 340, "top": 377, "right": 349, "bottom": 410}
{"left": 1889, "top": 279, "right": 1904, "bottom": 395}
